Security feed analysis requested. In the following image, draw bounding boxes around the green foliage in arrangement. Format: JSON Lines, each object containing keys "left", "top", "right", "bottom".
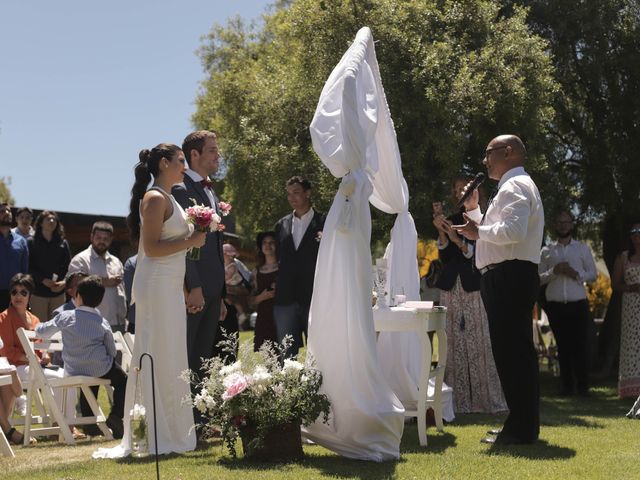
{"left": 193, "top": 0, "right": 557, "bottom": 244}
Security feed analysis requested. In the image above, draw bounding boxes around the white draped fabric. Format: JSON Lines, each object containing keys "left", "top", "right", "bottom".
{"left": 364, "top": 45, "right": 423, "bottom": 411}
{"left": 302, "top": 27, "right": 405, "bottom": 462}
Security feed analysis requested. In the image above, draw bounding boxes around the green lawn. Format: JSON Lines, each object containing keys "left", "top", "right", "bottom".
{"left": 2, "top": 340, "right": 637, "bottom": 480}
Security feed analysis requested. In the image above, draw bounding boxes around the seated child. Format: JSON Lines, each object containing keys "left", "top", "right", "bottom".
{"left": 49, "top": 271, "right": 88, "bottom": 367}
{"left": 35, "top": 275, "right": 127, "bottom": 439}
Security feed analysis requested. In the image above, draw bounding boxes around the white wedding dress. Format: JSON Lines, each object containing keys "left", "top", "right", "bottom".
{"left": 93, "top": 187, "right": 196, "bottom": 458}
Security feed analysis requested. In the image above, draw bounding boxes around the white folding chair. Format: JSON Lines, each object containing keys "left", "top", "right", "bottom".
{"left": 0, "top": 374, "right": 15, "bottom": 457}
{"left": 17, "top": 328, "right": 113, "bottom": 445}
{"left": 103, "top": 331, "right": 133, "bottom": 406}
{"left": 123, "top": 332, "right": 135, "bottom": 357}
{"left": 113, "top": 331, "right": 132, "bottom": 373}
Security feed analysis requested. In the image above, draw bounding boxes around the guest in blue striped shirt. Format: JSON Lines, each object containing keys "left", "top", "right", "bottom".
{"left": 35, "top": 275, "right": 127, "bottom": 438}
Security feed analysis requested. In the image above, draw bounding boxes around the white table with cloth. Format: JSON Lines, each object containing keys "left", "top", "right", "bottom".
{"left": 374, "top": 304, "right": 454, "bottom": 447}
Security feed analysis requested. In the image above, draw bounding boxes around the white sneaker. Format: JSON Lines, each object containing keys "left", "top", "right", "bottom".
{"left": 15, "top": 394, "right": 27, "bottom": 416}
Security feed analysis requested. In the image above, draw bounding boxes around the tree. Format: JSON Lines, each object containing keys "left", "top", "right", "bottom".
{"left": 504, "top": 0, "right": 640, "bottom": 374}
{"left": 193, "top": 0, "right": 557, "bottom": 244}
{"left": 0, "top": 177, "right": 14, "bottom": 205}
{"left": 503, "top": 0, "right": 640, "bottom": 267}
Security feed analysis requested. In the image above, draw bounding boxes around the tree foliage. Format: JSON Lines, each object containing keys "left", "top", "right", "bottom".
{"left": 0, "top": 177, "right": 14, "bottom": 205}
{"left": 193, "top": 0, "right": 557, "bottom": 244}
{"left": 504, "top": 0, "right": 640, "bottom": 268}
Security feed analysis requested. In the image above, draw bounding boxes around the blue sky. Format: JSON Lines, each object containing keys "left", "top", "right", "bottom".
{"left": 0, "top": 0, "right": 268, "bottom": 216}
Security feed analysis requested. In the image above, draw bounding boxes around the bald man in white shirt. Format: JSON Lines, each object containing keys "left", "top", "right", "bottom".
{"left": 454, "top": 134, "right": 544, "bottom": 445}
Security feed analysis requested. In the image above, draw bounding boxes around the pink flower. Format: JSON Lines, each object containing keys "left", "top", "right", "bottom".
{"left": 218, "top": 201, "right": 232, "bottom": 217}
{"left": 222, "top": 373, "right": 248, "bottom": 401}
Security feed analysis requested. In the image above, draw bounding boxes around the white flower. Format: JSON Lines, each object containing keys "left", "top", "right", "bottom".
{"left": 220, "top": 361, "right": 242, "bottom": 378}
{"left": 194, "top": 392, "right": 209, "bottom": 413}
{"left": 282, "top": 359, "right": 304, "bottom": 374}
{"left": 194, "top": 388, "right": 218, "bottom": 413}
{"left": 251, "top": 365, "right": 272, "bottom": 383}
{"left": 130, "top": 403, "right": 146, "bottom": 420}
{"left": 301, "top": 374, "right": 309, "bottom": 383}
{"left": 250, "top": 365, "right": 272, "bottom": 393}
{"left": 209, "top": 213, "right": 222, "bottom": 232}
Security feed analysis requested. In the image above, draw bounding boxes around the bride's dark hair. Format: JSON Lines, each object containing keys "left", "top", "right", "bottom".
{"left": 127, "top": 143, "right": 181, "bottom": 241}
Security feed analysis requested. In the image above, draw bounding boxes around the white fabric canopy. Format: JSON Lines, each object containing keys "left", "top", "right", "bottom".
{"left": 302, "top": 26, "right": 405, "bottom": 462}
{"left": 366, "top": 52, "right": 423, "bottom": 411}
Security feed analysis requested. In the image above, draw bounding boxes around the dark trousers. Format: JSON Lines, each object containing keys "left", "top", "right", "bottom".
{"left": 0, "top": 290, "right": 9, "bottom": 312}
{"left": 480, "top": 260, "right": 540, "bottom": 443}
{"left": 545, "top": 299, "right": 590, "bottom": 393}
{"left": 273, "top": 302, "right": 309, "bottom": 359}
{"left": 187, "top": 293, "right": 221, "bottom": 428}
{"left": 80, "top": 361, "right": 127, "bottom": 419}
{"left": 211, "top": 302, "right": 239, "bottom": 364}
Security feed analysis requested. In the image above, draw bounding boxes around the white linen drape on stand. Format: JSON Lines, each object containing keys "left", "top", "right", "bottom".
{"left": 302, "top": 26, "right": 404, "bottom": 462}
{"left": 360, "top": 42, "right": 423, "bottom": 411}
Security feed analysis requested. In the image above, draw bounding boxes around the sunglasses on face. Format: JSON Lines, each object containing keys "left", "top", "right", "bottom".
{"left": 630, "top": 228, "right": 640, "bottom": 236}
{"left": 10, "top": 289, "right": 29, "bottom": 297}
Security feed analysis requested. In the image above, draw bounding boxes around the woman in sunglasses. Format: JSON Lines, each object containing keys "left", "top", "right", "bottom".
{"left": 613, "top": 222, "right": 640, "bottom": 398}
{"left": 0, "top": 273, "right": 80, "bottom": 443}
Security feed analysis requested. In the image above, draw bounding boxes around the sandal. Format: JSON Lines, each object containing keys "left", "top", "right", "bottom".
{"left": 72, "top": 427, "right": 87, "bottom": 440}
{"left": 4, "top": 427, "right": 36, "bottom": 445}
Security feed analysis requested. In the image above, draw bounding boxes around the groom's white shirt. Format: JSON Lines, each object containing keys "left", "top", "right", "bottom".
{"left": 185, "top": 169, "right": 216, "bottom": 207}
{"left": 291, "top": 207, "right": 315, "bottom": 250}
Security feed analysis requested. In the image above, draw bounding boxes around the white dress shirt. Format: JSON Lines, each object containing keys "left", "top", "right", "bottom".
{"left": 292, "top": 207, "right": 315, "bottom": 250}
{"left": 539, "top": 238, "right": 597, "bottom": 302}
{"left": 67, "top": 246, "right": 126, "bottom": 327}
{"left": 466, "top": 166, "right": 544, "bottom": 270}
{"left": 186, "top": 169, "right": 216, "bottom": 209}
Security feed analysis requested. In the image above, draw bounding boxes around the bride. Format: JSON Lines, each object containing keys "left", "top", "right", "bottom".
{"left": 94, "top": 144, "right": 205, "bottom": 458}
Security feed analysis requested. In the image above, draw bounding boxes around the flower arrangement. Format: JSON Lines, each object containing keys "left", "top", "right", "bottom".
{"left": 185, "top": 199, "right": 232, "bottom": 260}
{"left": 190, "top": 336, "right": 331, "bottom": 458}
{"left": 130, "top": 403, "right": 148, "bottom": 458}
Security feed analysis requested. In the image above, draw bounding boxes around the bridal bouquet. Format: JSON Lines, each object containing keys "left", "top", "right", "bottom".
{"left": 189, "top": 336, "right": 331, "bottom": 458}
{"left": 185, "top": 200, "right": 228, "bottom": 260}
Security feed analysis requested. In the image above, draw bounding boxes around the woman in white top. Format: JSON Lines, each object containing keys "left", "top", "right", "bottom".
{"left": 94, "top": 144, "right": 205, "bottom": 458}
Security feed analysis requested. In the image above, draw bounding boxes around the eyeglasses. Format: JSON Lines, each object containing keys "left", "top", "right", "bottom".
{"left": 485, "top": 145, "right": 508, "bottom": 157}
{"left": 630, "top": 228, "right": 640, "bottom": 236}
{"left": 10, "top": 289, "right": 29, "bottom": 297}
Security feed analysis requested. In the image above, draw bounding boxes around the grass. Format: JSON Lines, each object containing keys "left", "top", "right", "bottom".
{"left": 1, "top": 336, "right": 637, "bottom": 480}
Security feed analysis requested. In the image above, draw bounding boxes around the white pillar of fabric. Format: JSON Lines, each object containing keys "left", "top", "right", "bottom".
{"left": 303, "top": 26, "right": 404, "bottom": 462}
{"left": 344, "top": 22, "right": 424, "bottom": 412}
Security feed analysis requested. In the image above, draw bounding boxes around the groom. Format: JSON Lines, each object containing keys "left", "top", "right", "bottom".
{"left": 172, "top": 130, "right": 227, "bottom": 428}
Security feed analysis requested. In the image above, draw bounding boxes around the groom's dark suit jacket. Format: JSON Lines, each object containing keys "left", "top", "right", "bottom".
{"left": 274, "top": 210, "right": 325, "bottom": 308}
{"left": 172, "top": 175, "right": 225, "bottom": 299}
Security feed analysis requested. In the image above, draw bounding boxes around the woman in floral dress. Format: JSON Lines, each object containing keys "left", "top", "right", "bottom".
{"left": 612, "top": 222, "right": 640, "bottom": 398}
